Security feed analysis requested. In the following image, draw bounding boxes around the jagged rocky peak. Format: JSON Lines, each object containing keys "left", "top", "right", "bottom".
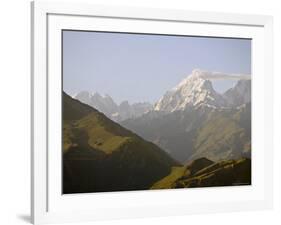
{"left": 73, "top": 91, "right": 91, "bottom": 104}
{"left": 119, "top": 100, "right": 130, "bottom": 108}
{"left": 223, "top": 79, "right": 251, "bottom": 106}
{"left": 174, "top": 69, "right": 211, "bottom": 88}
{"left": 154, "top": 69, "right": 226, "bottom": 112}
{"left": 74, "top": 91, "right": 152, "bottom": 122}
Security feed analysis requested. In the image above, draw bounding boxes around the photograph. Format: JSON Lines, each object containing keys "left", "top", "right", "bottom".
{"left": 62, "top": 30, "right": 252, "bottom": 194}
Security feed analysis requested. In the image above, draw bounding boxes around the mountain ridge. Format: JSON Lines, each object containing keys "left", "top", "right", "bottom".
{"left": 151, "top": 157, "right": 251, "bottom": 189}
{"left": 121, "top": 70, "right": 251, "bottom": 163}
{"left": 73, "top": 91, "right": 152, "bottom": 122}
{"left": 63, "top": 92, "right": 179, "bottom": 193}
{"left": 154, "top": 69, "right": 251, "bottom": 112}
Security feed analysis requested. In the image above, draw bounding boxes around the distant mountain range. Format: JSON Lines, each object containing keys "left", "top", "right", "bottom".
{"left": 63, "top": 69, "right": 251, "bottom": 193}
{"left": 121, "top": 69, "right": 251, "bottom": 163}
{"left": 73, "top": 69, "right": 251, "bottom": 121}
{"left": 73, "top": 91, "right": 152, "bottom": 122}
{"left": 154, "top": 69, "right": 251, "bottom": 111}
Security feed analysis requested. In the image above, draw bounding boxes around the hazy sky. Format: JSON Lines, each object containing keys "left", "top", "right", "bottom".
{"left": 63, "top": 30, "right": 251, "bottom": 104}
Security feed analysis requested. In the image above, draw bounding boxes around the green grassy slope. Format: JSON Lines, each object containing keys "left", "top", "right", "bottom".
{"left": 62, "top": 92, "right": 179, "bottom": 193}
{"left": 151, "top": 157, "right": 251, "bottom": 189}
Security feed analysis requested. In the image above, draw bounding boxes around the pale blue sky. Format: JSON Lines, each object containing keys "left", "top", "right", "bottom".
{"left": 63, "top": 30, "right": 251, "bottom": 104}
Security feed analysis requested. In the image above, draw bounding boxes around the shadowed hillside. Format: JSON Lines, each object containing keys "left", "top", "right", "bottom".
{"left": 121, "top": 71, "right": 251, "bottom": 163}
{"left": 190, "top": 103, "right": 251, "bottom": 161}
{"left": 63, "top": 92, "right": 179, "bottom": 194}
{"left": 122, "top": 104, "right": 251, "bottom": 163}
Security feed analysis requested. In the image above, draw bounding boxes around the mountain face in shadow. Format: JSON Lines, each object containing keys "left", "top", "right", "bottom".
{"left": 121, "top": 103, "right": 251, "bottom": 163}
{"left": 190, "top": 103, "right": 251, "bottom": 161}
{"left": 63, "top": 69, "right": 251, "bottom": 193}
{"left": 63, "top": 92, "right": 178, "bottom": 194}
{"left": 121, "top": 70, "right": 251, "bottom": 163}
{"left": 121, "top": 107, "right": 209, "bottom": 162}
{"left": 223, "top": 80, "right": 251, "bottom": 106}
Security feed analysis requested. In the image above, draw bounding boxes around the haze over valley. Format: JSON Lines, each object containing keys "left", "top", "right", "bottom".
{"left": 63, "top": 69, "right": 251, "bottom": 193}
{"left": 63, "top": 31, "right": 251, "bottom": 193}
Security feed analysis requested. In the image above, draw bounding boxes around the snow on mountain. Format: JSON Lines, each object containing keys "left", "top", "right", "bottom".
{"left": 121, "top": 69, "right": 251, "bottom": 163}
{"left": 154, "top": 69, "right": 227, "bottom": 112}
{"left": 74, "top": 91, "right": 118, "bottom": 116}
{"left": 73, "top": 69, "right": 250, "bottom": 120}
{"left": 74, "top": 91, "right": 152, "bottom": 121}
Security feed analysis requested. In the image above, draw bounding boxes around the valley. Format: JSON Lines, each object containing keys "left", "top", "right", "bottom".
{"left": 63, "top": 69, "right": 251, "bottom": 193}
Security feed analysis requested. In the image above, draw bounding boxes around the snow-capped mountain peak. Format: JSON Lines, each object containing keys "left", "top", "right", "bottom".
{"left": 173, "top": 69, "right": 209, "bottom": 90}
{"left": 74, "top": 91, "right": 152, "bottom": 122}
{"left": 155, "top": 69, "right": 226, "bottom": 112}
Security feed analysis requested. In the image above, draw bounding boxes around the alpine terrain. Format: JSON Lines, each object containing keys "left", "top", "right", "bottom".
{"left": 122, "top": 69, "right": 251, "bottom": 163}
{"left": 74, "top": 91, "right": 152, "bottom": 122}
{"left": 63, "top": 69, "right": 251, "bottom": 193}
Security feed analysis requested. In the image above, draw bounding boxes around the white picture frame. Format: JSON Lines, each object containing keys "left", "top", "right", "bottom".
{"left": 31, "top": 1, "right": 274, "bottom": 224}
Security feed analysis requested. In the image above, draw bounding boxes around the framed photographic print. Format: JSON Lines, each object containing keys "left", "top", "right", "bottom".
{"left": 31, "top": 1, "right": 273, "bottom": 224}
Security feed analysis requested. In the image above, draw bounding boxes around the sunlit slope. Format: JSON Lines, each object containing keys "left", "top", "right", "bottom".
{"left": 63, "top": 92, "right": 178, "bottom": 193}
{"left": 151, "top": 157, "right": 251, "bottom": 189}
